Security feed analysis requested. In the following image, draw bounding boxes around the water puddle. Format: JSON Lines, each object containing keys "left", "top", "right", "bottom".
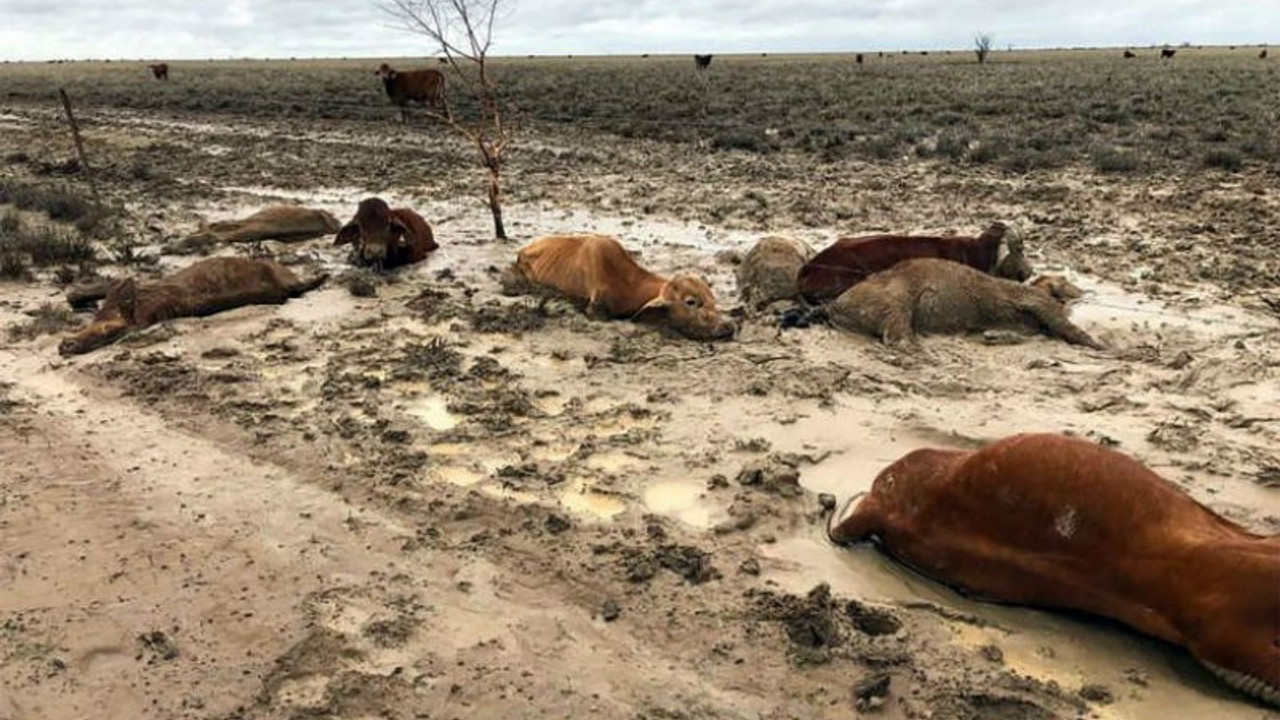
{"left": 641, "top": 480, "right": 719, "bottom": 529}
{"left": 559, "top": 480, "right": 627, "bottom": 520}
{"left": 404, "top": 395, "right": 459, "bottom": 431}
{"left": 583, "top": 449, "right": 642, "bottom": 473}
{"left": 276, "top": 287, "right": 364, "bottom": 326}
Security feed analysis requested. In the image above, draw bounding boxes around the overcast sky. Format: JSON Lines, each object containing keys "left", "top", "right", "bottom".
{"left": 0, "top": 0, "right": 1274, "bottom": 61}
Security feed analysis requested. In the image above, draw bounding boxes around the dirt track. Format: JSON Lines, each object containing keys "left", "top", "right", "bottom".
{"left": 1, "top": 81, "right": 1279, "bottom": 720}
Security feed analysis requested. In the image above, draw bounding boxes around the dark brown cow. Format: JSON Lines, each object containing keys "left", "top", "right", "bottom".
{"left": 1261, "top": 48, "right": 1269, "bottom": 60}
{"left": 1161, "top": 48, "right": 1177, "bottom": 59}
{"left": 334, "top": 197, "right": 437, "bottom": 270}
{"left": 375, "top": 63, "right": 447, "bottom": 123}
{"left": 148, "top": 63, "right": 169, "bottom": 80}
{"left": 797, "top": 221, "right": 1032, "bottom": 304}
{"left": 58, "top": 257, "right": 327, "bottom": 356}
{"left": 855, "top": 53, "right": 864, "bottom": 65}
{"left": 828, "top": 258, "right": 1101, "bottom": 348}
{"left": 828, "top": 433, "right": 1280, "bottom": 706}
{"left": 1123, "top": 49, "right": 1137, "bottom": 58}
{"left": 694, "top": 54, "right": 713, "bottom": 70}
{"left": 512, "top": 234, "right": 735, "bottom": 341}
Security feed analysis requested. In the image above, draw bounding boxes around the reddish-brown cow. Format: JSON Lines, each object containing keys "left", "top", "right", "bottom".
{"left": 828, "top": 433, "right": 1280, "bottom": 706}
{"left": 58, "top": 257, "right": 327, "bottom": 356}
{"left": 797, "top": 221, "right": 1031, "bottom": 304}
{"left": 334, "top": 197, "right": 437, "bottom": 270}
{"left": 375, "top": 63, "right": 446, "bottom": 123}
{"left": 148, "top": 63, "right": 169, "bottom": 80}
{"left": 512, "top": 234, "right": 735, "bottom": 341}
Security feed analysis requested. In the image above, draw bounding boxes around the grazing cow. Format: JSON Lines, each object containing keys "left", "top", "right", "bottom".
{"left": 1123, "top": 49, "right": 1137, "bottom": 59}
{"left": 512, "top": 234, "right": 736, "bottom": 341}
{"left": 1262, "top": 48, "right": 1269, "bottom": 60}
{"left": 375, "top": 63, "right": 447, "bottom": 123}
{"left": 180, "top": 206, "right": 340, "bottom": 248}
{"left": 694, "top": 54, "right": 713, "bottom": 70}
{"left": 736, "top": 236, "right": 816, "bottom": 310}
{"left": 797, "top": 221, "right": 1031, "bottom": 304}
{"left": 334, "top": 197, "right": 437, "bottom": 270}
{"left": 1161, "top": 48, "right": 1177, "bottom": 59}
{"left": 58, "top": 257, "right": 327, "bottom": 356}
{"left": 828, "top": 258, "right": 1101, "bottom": 348}
{"left": 148, "top": 63, "right": 169, "bottom": 80}
{"left": 828, "top": 433, "right": 1280, "bottom": 706}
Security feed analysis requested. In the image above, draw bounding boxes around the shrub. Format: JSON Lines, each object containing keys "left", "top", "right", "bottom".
{"left": 1091, "top": 146, "right": 1143, "bottom": 174}
{"left": 1203, "top": 148, "right": 1243, "bottom": 171}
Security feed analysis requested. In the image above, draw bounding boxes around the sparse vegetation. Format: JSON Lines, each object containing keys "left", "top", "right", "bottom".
{"left": 0, "top": 207, "right": 98, "bottom": 279}
{"left": 7, "top": 302, "right": 79, "bottom": 342}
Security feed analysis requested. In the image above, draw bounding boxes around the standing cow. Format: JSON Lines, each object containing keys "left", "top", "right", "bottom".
{"left": 375, "top": 63, "right": 447, "bottom": 123}
{"left": 694, "top": 54, "right": 713, "bottom": 70}
{"left": 148, "top": 63, "right": 169, "bottom": 80}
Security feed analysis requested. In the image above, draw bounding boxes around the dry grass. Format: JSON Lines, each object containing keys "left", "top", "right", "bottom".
{"left": 6, "top": 302, "right": 79, "bottom": 342}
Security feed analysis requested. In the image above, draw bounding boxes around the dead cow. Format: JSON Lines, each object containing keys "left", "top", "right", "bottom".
{"left": 58, "top": 257, "right": 327, "bottom": 356}
{"left": 828, "top": 433, "right": 1280, "bottom": 707}
{"left": 736, "top": 235, "right": 816, "bottom": 309}
{"left": 148, "top": 63, "right": 169, "bottom": 80}
{"left": 180, "top": 206, "right": 340, "bottom": 248}
{"left": 334, "top": 197, "right": 437, "bottom": 270}
{"left": 375, "top": 63, "right": 447, "bottom": 123}
{"left": 512, "top": 234, "right": 736, "bottom": 341}
{"left": 798, "top": 221, "right": 1031, "bottom": 304}
{"left": 828, "top": 258, "right": 1101, "bottom": 348}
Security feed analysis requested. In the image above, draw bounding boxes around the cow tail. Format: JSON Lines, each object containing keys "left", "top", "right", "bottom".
{"left": 292, "top": 272, "right": 329, "bottom": 296}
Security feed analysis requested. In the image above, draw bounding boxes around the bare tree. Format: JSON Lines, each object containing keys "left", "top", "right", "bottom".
{"left": 378, "top": 0, "right": 514, "bottom": 240}
{"left": 974, "top": 33, "right": 993, "bottom": 64}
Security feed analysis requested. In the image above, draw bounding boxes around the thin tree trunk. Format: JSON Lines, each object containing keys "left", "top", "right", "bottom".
{"left": 487, "top": 166, "right": 506, "bottom": 239}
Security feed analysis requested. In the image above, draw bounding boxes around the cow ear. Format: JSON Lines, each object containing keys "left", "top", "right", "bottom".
{"left": 334, "top": 223, "right": 359, "bottom": 246}
{"left": 637, "top": 282, "right": 675, "bottom": 313}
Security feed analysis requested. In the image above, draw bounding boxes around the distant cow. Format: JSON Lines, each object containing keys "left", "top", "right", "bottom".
{"left": 1161, "top": 48, "right": 1176, "bottom": 59}
{"left": 828, "top": 258, "right": 1101, "bottom": 348}
{"left": 855, "top": 53, "right": 864, "bottom": 65}
{"left": 1262, "top": 48, "right": 1269, "bottom": 60}
{"left": 694, "top": 54, "right": 713, "bottom": 70}
{"left": 148, "top": 63, "right": 169, "bottom": 80}
{"left": 334, "top": 197, "right": 437, "bottom": 270}
{"left": 829, "top": 433, "right": 1280, "bottom": 707}
{"left": 375, "top": 63, "right": 447, "bottom": 123}
{"left": 512, "top": 234, "right": 735, "bottom": 341}
{"left": 797, "top": 221, "right": 1031, "bottom": 305}
{"left": 179, "top": 206, "right": 340, "bottom": 249}
{"left": 1123, "top": 49, "right": 1137, "bottom": 59}
{"left": 58, "top": 257, "right": 327, "bottom": 356}
{"left": 736, "top": 236, "right": 816, "bottom": 310}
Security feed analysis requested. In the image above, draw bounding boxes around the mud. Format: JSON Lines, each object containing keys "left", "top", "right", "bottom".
{"left": 1, "top": 94, "right": 1279, "bottom": 720}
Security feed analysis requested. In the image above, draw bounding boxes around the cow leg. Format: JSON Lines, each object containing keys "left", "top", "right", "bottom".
{"left": 881, "top": 307, "right": 917, "bottom": 346}
{"left": 1017, "top": 296, "right": 1102, "bottom": 349}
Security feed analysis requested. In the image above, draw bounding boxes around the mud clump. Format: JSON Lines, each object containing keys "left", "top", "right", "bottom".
{"left": 735, "top": 454, "right": 802, "bottom": 497}
{"left": 137, "top": 630, "right": 180, "bottom": 664}
{"left": 845, "top": 599, "right": 904, "bottom": 636}
{"left": 620, "top": 543, "right": 720, "bottom": 585}
{"left": 750, "top": 583, "right": 847, "bottom": 665}
{"left": 469, "top": 299, "right": 549, "bottom": 335}
{"left": 339, "top": 268, "right": 379, "bottom": 297}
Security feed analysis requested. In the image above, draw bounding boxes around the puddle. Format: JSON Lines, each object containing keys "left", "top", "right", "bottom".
{"left": 276, "top": 287, "right": 364, "bottom": 326}
{"left": 404, "top": 395, "right": 459, "bottom": 431}
{"left": 559, "top": 480, "right": 627, "bottom": 520}
{"left": 1070, "top": 275, "right": 1278, "bottom": 339}
{"left": 433, "top": 465, "right": 483, "bottom": 487}
{"left": 583, "top": 449, "right": 642, "bottom": 473}
{"left": 641, "top": 480, "right": 718, "bottom": 529}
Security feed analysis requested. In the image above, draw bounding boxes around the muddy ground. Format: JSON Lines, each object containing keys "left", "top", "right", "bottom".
{"left": 1, "top": 59, "right": 1279, "bottom": 720}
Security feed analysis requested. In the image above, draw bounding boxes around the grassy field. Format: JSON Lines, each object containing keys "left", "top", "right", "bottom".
{"left": 3, "top": 48, "right": 1277, "bottom": 174}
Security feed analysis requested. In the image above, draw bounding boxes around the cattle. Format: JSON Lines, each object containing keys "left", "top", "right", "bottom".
{"left": 1123, "top": 49, "right": 1137, "bottom": 59}
{"left": 1161, "top": 48, "right": 1177, "bottom": 59}
{"left": 1262, "top": 48, "right": 1269, "bottom": 60}
{"left": 735, "top": 236, "right": 816, "bottom": 310}
{"left": 1028, "top": 274, "right": 1084, "bottom": 303}
{"left": 855, "top": 53, "right": 864, "bottom": 65}
{"left": 512, "top": 234, "right": 736, "bottom": 341}
{"left": 148, "top": 63, "right": 169, "bottom": 80}
{"left": 828, "top": 433, "right": 1280, "bottom": 706}
{"left": 828, "top": 258, "right": 1101, "bottom": 348}
{"left": 58, "top": 257, "right": 327, "bottom": 356}
{"left": 797, "top": 221, "right": 1031, "bottom": 305}
{"left": 694, "top": 54, "right": 713, "bottom": 70}
{"left": 334, "top": 197, "right": 437, "bottom": 270}
{"left": 179, "top": 206, "right": 340, "bottom": 249}
{"left": 375, "top": 63, "right": 447, "bottom": 123}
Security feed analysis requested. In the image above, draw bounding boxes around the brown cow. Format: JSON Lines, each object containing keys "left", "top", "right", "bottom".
{"left": 375, "top": 63, "right": 446, "bottom": 123}
{"left": 179, "top": 206, "right": 340, "bottom": 248}
{"left": 149, "top": 63, "right": 169, "bottom": 80}
{"left": 797, "top": 221, "right": 1031, "bottom": 304}
{"left": 1262, "top": 48, "right": 1269, "bottom": 60}
{"left": 58, "top": 257, "right": 327, "bottom": 356}
{"left": 1123, "top": 49, "right": 1137, "bottom": 58}
{"left": 694, "top": 54, "right": 713, "bottom": 70}
{"left": 828, "top": 433, "right": 1280, "bottom": 706}
{"left": 512, "top": 234, "right": 735, "bottom": 341}
{"left": 334, "top": 197, "right": 437, "bottom": 270}
{"left": 735, "top": 236, "right": 816, "bottom": 310}
{"left": 828, "top": 258, "right": 1101, "bottom": 348}
{"left": 1161, "top": 48, "right": 1177, "bottom": 59}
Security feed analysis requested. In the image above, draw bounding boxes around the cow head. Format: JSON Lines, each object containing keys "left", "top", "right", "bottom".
{"left": 642, "top": 274, "right": 736, "bottom": 341}
{"left": 334, "top": 197, "right": 405, "bottom": 270}
{"left": 988, "top": 222, "right": 1032, "bottom": 282}
{"left": 58, "top": 278, "right": 137, "bottom": 356}
{"left": 375, "top": 63, "right": 397, "bottom": 81}
{"left": 1029, "top": 274, "right": 1084, "bottom": 303}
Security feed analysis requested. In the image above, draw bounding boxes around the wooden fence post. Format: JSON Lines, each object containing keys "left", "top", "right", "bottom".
{"left": 57, "top": 88, "right": 101, "bottom": 208}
